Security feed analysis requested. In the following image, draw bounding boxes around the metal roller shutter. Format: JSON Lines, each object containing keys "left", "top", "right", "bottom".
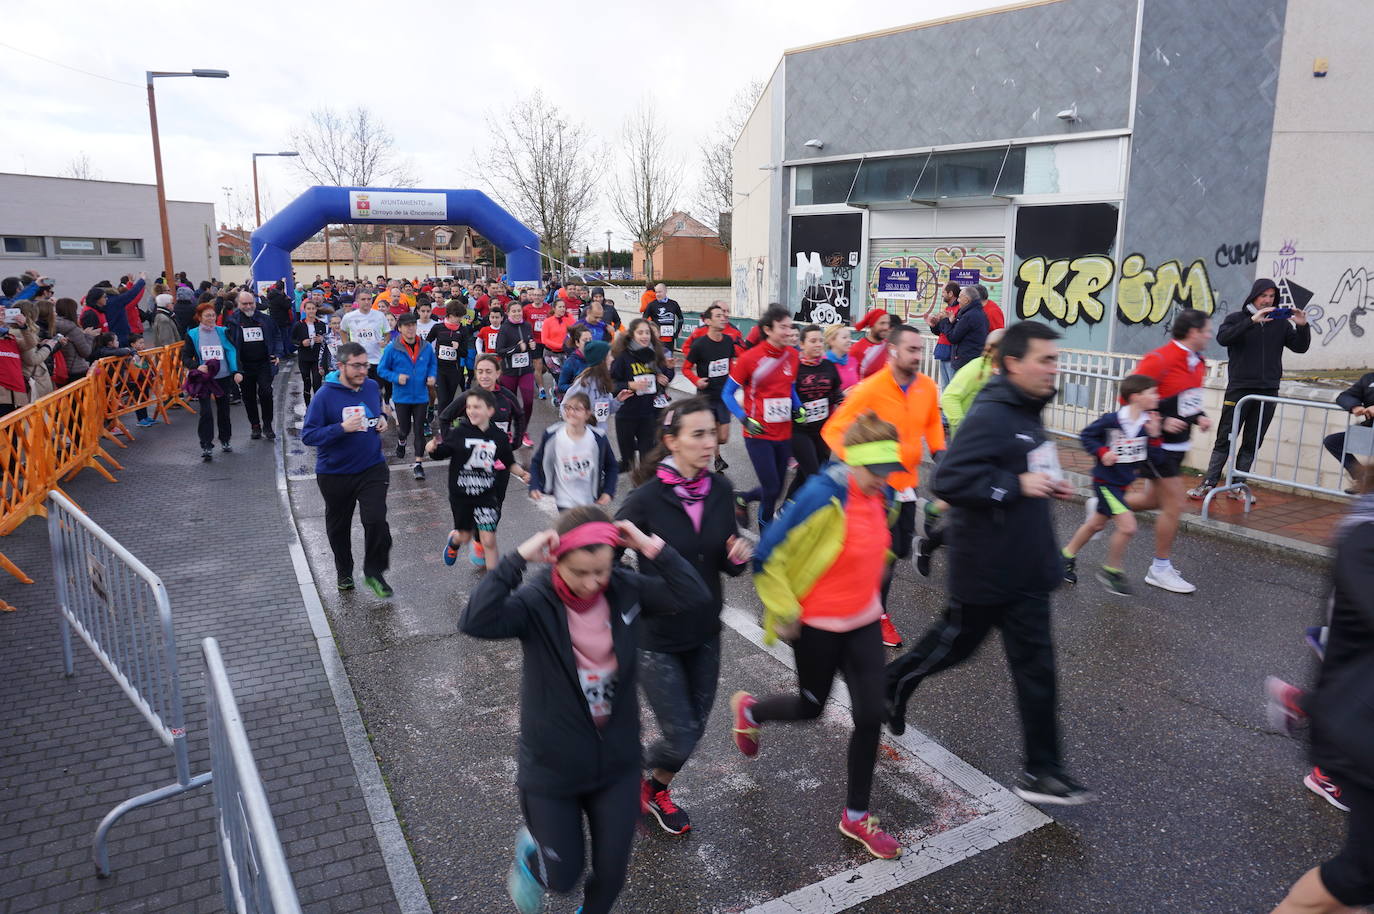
{"left": 864, "top": 237, "right": 1008, "bottom": 323}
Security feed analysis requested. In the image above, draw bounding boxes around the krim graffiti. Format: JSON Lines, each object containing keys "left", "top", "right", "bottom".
{"left": 868, "top": 246, "right": 1005, "bottom": 321}
{"left": 1014, "top": 253, "right": 1217, "bottom": 327}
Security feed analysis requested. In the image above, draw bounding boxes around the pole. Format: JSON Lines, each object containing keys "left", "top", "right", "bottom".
{"left": 147, "top": 79, "right": 176, "bottom": 290}
{"left": 605, "top": 230, "right": 612, "bottom": 279}
{"left": 252, "top": 156, "right": 261, "bottom": 227}
{"left": 324, "top": 228, "right": 331, "bottom": 278}
{"left": 382, "top": 229, "right": 390, "bottom": 277}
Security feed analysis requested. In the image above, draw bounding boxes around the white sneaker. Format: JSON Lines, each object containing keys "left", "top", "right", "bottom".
{"left": 1084, "top": 497, "right": 1102, "bottom": 541}
{"left": 1145, "top": 565, "right": 1196, "bottom": 594}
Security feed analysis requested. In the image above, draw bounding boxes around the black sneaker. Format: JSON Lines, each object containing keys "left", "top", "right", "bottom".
{"left": 914, "top": 536, "right": 933, "bottom": 577}
{"left": 265, "top": 427, "right": 277, "bottom": 440}
{"left": 1062, "top": 556, "right": 1077, "bottom": 585}
{"left": 422, "top": 424, "right": 433, "bottom": 438}
{"left": 1013, "top": 771, "right": 1096, "bottom": 806}
{"left": 1096, "top": 567, "right": 1132, "bottom": 596}
{"left": 250, "top": 426, "right": 262, "bottom": 440}
{"left": 395, "top": 443, "right": 406, "bottom": 459}
{"left": 413, "top": 463, "right": 425, "bottom": 481}
{"left": 201, "top": 448, "right": 213, "bottom": 462}
{"left": 644, "top": 780, "right": 691, "bottom": 835}
{"left": 221, "top": 442, "right": 233, "bottom": 453}
{"left": 886, "top": 692, "right": 910, "bottom": 736}
{"left": 364, "top": 574, "right": 394, "bottom": 598}
{"left": 337, "top": 575, "right": 355, "bottom": 591}
{"left": 714, "top": 455, "right": 729, "bottom": 473}
{"left": 735, "top": 495, "right": 751, "bottom": 529}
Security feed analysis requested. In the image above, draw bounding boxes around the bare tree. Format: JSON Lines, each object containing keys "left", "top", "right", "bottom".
{"left": 477, "top": 91, "right": 602, "bottom": 278}
{"left": 692, "top": 80, "right": 765, "bottom": 251}
{"left": 289, "top": 107, "right": 417, "bottom": 277}
{"left": 62, "top": 152, "right": 100, "bottom": 181}
{"left": 610, "top": 102, "right": 682, "bottom": 282}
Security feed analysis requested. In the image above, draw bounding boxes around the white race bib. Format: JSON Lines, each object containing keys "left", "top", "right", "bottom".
{"left": 1027, "top": 440, "right": 1063, "bottom": 480}
{"left": 578, "top": 667, "right": 617, "bottom": 720}
{"left": 242, "top": 326, "right": 264, "bottom": 342}
{"left": 509, "top": 352, "right": 531, "bottom": 369}
{"left": 634, "top": 374, "right": 656, "bottom": 395}
{"left": 438, "top": 345, "right": 457, "bottom": 361}
{"left": 306, "top": 325, "right": 315, "bottom": 339}
{"left": 762, "top": 397, "right": 791, "bottom": 423}
{"left": 1111, "top": 433, "right": 1147, "bottom": 464}
{"left": 533, "top": 319, "right": 545, "bottom": 331}
{"left": 341, "top": 405, "right": 367, "bottom": 430}
{"left": 653, "top": 393, "right": 670, "bottom": 409}
{"left": 496, "top": 420, "right": 512, "bottom": 435}
{"left": 802, "top": 398, "right": 829, "bottom": 423}
{"left": 1178, "top": 388, "right": 1204, "bottom": 418}
{"left": 201, "top": 344, "right": 224, "bottom": 362}
{"left": 894, "top": 487, "right": 918, "bottom": 503}
{"left": 463, "top": 438, "right": 497, "bottom": 471}
{"left": 707, "top": 357, "right": 729, "bottom": 378}
{"left": 593, "top": 399, "right": 611, "bottom": 422}
{"left": 353, "top": 327, "right": 376, "bottom": 342}
{"left": 559, "top": 454, "right": 592, "bottom": 481}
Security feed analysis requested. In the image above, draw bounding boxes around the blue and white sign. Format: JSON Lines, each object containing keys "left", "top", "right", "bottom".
{"left": 949, "top": 267, "right": 981, "bottom": 286}
{"left": 877, "top": 267, "right": 922, "bottom": 301}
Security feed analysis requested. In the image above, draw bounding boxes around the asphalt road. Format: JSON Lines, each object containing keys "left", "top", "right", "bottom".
{"left": 283, "top": 373, "right": 1348, "bottom": 914}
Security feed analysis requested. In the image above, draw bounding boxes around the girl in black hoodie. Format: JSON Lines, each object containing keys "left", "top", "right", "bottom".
{"left": 462, "top": 506, "right": 708, "bottom": 914}
{"left": 616, "top": 396, "right": 752, "bottom": 834}
{"left": 610, "top": 318, "right": 673, "bottom": 473}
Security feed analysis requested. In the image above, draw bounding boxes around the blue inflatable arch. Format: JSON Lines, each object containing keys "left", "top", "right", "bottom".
{"left": 249, "top": 186, "right": 540, "bottom": 294}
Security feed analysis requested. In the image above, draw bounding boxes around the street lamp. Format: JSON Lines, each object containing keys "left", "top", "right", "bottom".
{"left": 605, "top": 229, "right": 612, "bottom": 278}
{"left": 252, "top": 152, "right": 299, "bottom": 227}
{"left": 147, "top": 69, "right": 229, "bottom": 289}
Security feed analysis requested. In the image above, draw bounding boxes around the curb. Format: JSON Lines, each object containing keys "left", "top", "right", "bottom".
{"left": 270, "top": 367, "right": 434, "bottom": 914}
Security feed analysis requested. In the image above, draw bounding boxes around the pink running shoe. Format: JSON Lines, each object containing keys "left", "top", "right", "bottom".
{"left": 730, "top": 691, "right": 759, "bottom": 758}
{"left": 1305, "top": 767, "right": 1351, "bottom": 812}
{"left": 1264, "top": 676, "right": 1306, "bottom": 735}
{"left": 838, "top": 811, "right": 903, "bottom": 859}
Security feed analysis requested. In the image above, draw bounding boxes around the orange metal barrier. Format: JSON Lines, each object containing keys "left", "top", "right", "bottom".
{"left": 90, "top": 342, "right": 187, "bottom": 447}
{"left": 0, "top": 401, "right": 46, "bottom": 587}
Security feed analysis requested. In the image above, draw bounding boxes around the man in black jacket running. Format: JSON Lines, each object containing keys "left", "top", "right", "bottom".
{"left": 884, "top": 320, "right": 1095, "bottom": 806}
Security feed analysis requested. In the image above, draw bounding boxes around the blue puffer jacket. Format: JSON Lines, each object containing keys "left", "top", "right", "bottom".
{"left": 377, "top": 338, "right": 438, "bottom": 404}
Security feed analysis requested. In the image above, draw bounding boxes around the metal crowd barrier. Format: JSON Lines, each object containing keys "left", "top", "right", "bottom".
{"left": 47, "top": 490, "right": 212, "bottom": 876}
{"left": 203, "top": 638, "right": 303, "bottom": 914}
{"left": 1202, "top": 395, "right": 1370, "bottom": 518}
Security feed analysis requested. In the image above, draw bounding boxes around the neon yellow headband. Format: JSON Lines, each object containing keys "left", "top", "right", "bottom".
{"left": 844, "top": 439, "right": 901, "bottom": 467}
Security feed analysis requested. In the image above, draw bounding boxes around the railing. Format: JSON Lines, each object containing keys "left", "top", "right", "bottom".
{"left": 1202, "top": 395, "right": 1369, "bottom": 518}
{"left": 203, "top": 638, "right": 304, "bottom": 914}
{"left": 47, "top": 490, "right": 212, "bottom": 876}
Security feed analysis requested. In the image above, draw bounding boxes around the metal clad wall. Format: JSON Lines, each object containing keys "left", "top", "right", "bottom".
{"left": 782, "top": 0, "right": 1138, "bottom": 160}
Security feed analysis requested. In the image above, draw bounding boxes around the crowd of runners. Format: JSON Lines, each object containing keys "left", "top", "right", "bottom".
{"left": 4, "top": 264, "right": 1366, "bottom": 914}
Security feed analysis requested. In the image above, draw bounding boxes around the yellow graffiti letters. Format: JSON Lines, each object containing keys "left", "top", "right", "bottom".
{"left": 1015, "top": 254, "right": 1112, "bottom": 324}
{"left": 1117, "top": 255, "right": 1215, "bottom": 325}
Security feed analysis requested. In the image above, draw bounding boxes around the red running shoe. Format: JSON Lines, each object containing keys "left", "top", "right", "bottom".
{"left": 644, "top": 780, "right": 691, "bottom": 834}
{"left": 880, "top": 614, "right": 903, "bottom": 648}
{"left": 1264, "top": 676, "right": 1306, "bottom": 735}
{"left": 1305, "top": 767, "right": 1350, "bottom": 812}
{"left": 730, "top": 691, "right": 760, "bottom": 757}
{"left": 838, "top": 811, "right": 903, "bottom": 859}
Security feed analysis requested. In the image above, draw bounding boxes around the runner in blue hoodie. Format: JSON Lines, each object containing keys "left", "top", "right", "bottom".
{"left": 378, "top": 313, "right": 438, "bottom": 480}
{"left": 301, "top": 341, "right": 395, "bottom": 599}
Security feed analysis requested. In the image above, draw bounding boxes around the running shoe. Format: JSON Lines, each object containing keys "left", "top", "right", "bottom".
{"left": 522, "top": 434, "right": 533, "bottom": 448}
{"left": 838, "top": 812, "right": 902, "bottom": 859}
{"left": 914, "top": 536, "right": 933, "bottom": 578}
{"left": 470, "top": 541, "right": 486, "bottom": 567}
{"left": 422, "top": 423, "right": 432, "bottom": 438}
{"left": 1229, "top": 487, "right": 1256, "bottom": 505}
{"left": 443, "top": 537, "right": 460, "bottom": 566}
{"left": 1013, "top": 770, "right": 1096, "bottom": 806}
{"left": 1305, "top": 767, "right": 1351, "bottom": 812}
{"left": 1264, "top": 676, "right": 1306, "bottom": 735}
{"left": 201, "top": 448, "right": 213, "bottom": 462}
{"left": 506, "top": 827, "right": 545, "bottom": 914}
{"left": 250, "top": 425, "right": 262, "bottom": 440}
{"left": 136, "top": 416, "right": 158, "bottom": 427}
{"left": 337, "top": 575, "right": 355, "bottom": 591}
{"left": 644, "top": 780, "right": 691, "bottom": 835}
{"left": 886, "top": 692, "right": 910, "bottom": 736}
{"left": 364, "top": 574, "right": 394, "bottom": 599}
{"left": 221, "top": 442, "right": 233, "bottom": 453}
{"left": 395, "top": 443, "right": 406, "bottom": 459}
{"left": 265, "top": 427, "right": 277, "bottom": 440}
{"left": 1144, "top": 565, "right": 1196, "bottom": 594}
{"left": 729, "top": 691, "right": 760, "bottom": 757}
{"left": 880, "top": 615, "right": 903, "bottom": 648}
{"left": 734, "top": 495, "right": 751, "bottom": 529}
{"left": 538, "top": 388, "right": 547, "bottom": 400}
{"left": 1062, "top": 555, "right": 1078, "bottom": 586}
{"left": 1187, "top": 481, "right": 1215, "bottom": 500}
{"left": 413, "top": 463, "right": 425, "bottom": 481}
{"left": 1096, "top": 567, "right": 1132, "bottom": 595}
{"left": 1305, "top": 626, "right": 1327, "bottom": 660}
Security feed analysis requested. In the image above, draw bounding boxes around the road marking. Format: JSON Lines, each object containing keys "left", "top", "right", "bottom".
{"left": 719, "top": 605, "right": 1051, "bottom": 914}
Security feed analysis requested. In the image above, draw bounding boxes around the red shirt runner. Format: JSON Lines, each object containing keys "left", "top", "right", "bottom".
{"left": 729, "top": 340, "right": 799, "bottom": 441}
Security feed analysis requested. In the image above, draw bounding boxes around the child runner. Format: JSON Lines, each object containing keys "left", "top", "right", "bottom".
{"left": 291, "top": 297, "right": 329, "bottom": 406}
{"left": 1061, "top": 374, "right": 1162, "bottom": 595}
{"left": 523, "top": 291, "right": 553, "bottom": 400}
{"left": 723, "top": 305, "right": 800, "bottom": 530}
{"left": 680, "top": 303, "right": 741, "bottom": 472}
{"left": 564, "top": 340, "right": 626, "bottom": 429}
{"left": 557, "top": 326, "right": 594, "bottom": 402}
{"left": 475, "top": 304, "right": 503, "bottom": 360}
{"left": 610, "top": 318, "right": 674, "bottom": 473}
{"left": 616, "top": 397, "right": 752, "bottom": 834}
{"left": 729, "top": 412, "right": 907, "bottom": 859}
{"left": 529, "top": 392, "right": 619, "bottom": 509}
{"left": 788, "top": 323, "right": 844, "bottom": 500}
{"left": 427, "top": 388, "right": 530, "bottom": 572}
{"left": 496, "top": 299, "right": 537, "bottom": 447}
{"left": 540, "top": 299, "right": 576, "bottom": 406}
{"left": 462, "top": 508, "right": 709, "bottom": 914}
{"left": 427, "top": 306, "right": 470, "bottom": 421}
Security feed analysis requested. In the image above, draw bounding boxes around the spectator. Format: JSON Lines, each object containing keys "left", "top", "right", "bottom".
{"left": 0, "top": 311, "right": 34, "bottom": 417}
{"left": 927, "top": 282, "right": 961, "bottom": 385}
{"left": 931, "top": 287, "right": 990, "bottom": 374}
{"left": 82, "top": 274, "right": 147, "bottom": 346}
{"left": 146, "top": 293, "right": 182, "bottom": 349}
{"left": 976, "top": 283, "right": 1006, "bottom": 331}
{"left": 52, "top": 298, "right": 93, "bottom": 381}
{"left": 1324, "top": 372, "right": 1374, "bottom": 494}
{"left": 16, "top": 301, "right": 56, "bottom": 400}
{"left": 0, "top": 273, "right": 44, "bottom": 309}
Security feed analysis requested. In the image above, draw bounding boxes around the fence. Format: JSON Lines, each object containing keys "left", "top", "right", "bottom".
{"left": 1201, "top": 395, "right": 1369, "bottom": 518}
{"left": 0, "top": 342, "right": 187, "bottom": 584}
{"left": 47, "top": 490, "right": 212, "bottom": 876}
{"left": 203, "top": 638, "right": 304, "bottom": 914}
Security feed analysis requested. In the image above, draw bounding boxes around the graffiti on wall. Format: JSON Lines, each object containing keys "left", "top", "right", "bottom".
{"left": 796, "top": 251, "right": 853, "bottom": 324}
{"left": 867, "top": 246, "right": 1006, "bottom": 321}
{"left": 1214, "top": 240, "right": 1259, "bottom": 268}
{"left": 1013, "top": 253, "right": 1218, "bottom": 328}
{"left": 733, "top": 256, "right": 768, "bottom": 316}
{"left": 1273, "top": 238, "right": 1304, "bottom": 279}
{"left": 1307, "top": 267, "right": 1371, "bottom": 348}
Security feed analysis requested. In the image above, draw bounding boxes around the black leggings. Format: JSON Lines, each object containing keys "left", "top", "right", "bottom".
{"left": 880, "top": 500, "right": 917, "bottom": 611}
{"left": 298, "top": 358, "right": 322, "bottom": 404}
{"left": 743, "top": 437, "right": 792, "bottom": 528}
{"left": 615, "top": 412, "right": 658, "bottom": 468}
{"left": 519, "top": 772, "right": 640, "bottom": 914}
{"left": 196, "top": 393, "right": 232, "bottom": 449}
{"left": 239, "top": 363, "right": 274, "bottom": 430}
{"left": 786, "top": 427, "right": 830, "bottom": 500}
{"left": 393, "top": 402, "right": 427, "bottom": 456}
{"left": 1321, "top": 773, "right": 1374, "bottom": 906}
{"left": 751, "top": 621, "right": 885, "bottom": 811}
{"left": 435, "top": 368, "right": 464, "bottom": 423}
{"left": 639, "top": 637, "right": 721, "bottom": 774}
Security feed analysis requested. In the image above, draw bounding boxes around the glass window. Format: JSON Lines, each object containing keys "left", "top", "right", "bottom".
{"left": 104, "top": 238, "right": 142, "bottom": 257}
{"left": 911, "top": 147, "right": 1027, "bottom": 201}
{"left": 849, "top": 154, "right": 929, "bottom": 205}
{"left": 55, "top": 237, "right": 100, "bottom": 255}
{"left": 1, "top": 236, "right": 44, "bottom": 256}
{"left": 794, "top": 161, "right": 860, "bottom": 205}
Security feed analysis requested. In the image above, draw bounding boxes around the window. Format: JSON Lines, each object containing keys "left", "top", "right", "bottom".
{"left": 849, "top": 155, "right": 928, "bottom": 205}
{"left": 1, "top": 236, "right": 44, "bottom": 256}
{"left": 913, "top": 147, "right": 1026, "bottom": 200}
{"left": 794, "top": 161, "right": 860, "bottom": 205}
{"left": 675, "top": 221, "right": 685, "bottom": 231}
{"left": 104, "top": 238, "right": 142, "bottom": 257}
{"left": 55, "top": 237, "right": 100, "bottom": 255}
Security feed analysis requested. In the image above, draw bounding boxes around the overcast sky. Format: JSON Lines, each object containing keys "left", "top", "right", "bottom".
{"left": 1, "top": 0, "right": 1004, "bottom": 247}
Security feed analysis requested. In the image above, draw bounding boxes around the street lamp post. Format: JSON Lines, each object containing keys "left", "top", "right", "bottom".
{"left": 605, "top": 230, "right": 612, "bottom": 279}
{"left": 252, "top": 151, "right": 299, "bottom": 227}
{"left": 147, "top": 69, "right": 228, "bottom": 289}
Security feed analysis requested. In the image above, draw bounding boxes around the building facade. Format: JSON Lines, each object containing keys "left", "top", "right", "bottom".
{"left": 633, "top": 212, "right": 730, "bottom": 281}
{"left": 0, "top": 174, "right": 217, "bottom": 294}
{"left": 732, "top": 0, "right": 1372, "bottom": 368}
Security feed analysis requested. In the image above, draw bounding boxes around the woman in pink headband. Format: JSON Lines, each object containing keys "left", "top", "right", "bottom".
{"left": 461, "top": 505, "right": 711, "bottom": 914}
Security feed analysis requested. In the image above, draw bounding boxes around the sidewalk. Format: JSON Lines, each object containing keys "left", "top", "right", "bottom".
{"left": 0, "top": 393, "right": 408, "bottom": 913}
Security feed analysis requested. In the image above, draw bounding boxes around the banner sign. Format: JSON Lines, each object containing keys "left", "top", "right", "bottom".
{"left": 877, "top": 267, "right": 923, "bottom": 301}
{"left": 348, "top": 191, "right": 447, "bottom": 220}
{"left": 949, "top": 267, "right": 981, "bottom": 286}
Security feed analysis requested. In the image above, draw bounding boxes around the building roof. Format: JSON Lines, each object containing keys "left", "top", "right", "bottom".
{"left": 289, "top": 240, "right": 468, "bottom": 263}
{"left": 783, "top": 0, "right": 1063, "bottom": 55}
{"left": 0, "top": 171, "right": 214, "bottom": 206}
{"left": 660, "top": 212, "right": 719, "bottom": 239}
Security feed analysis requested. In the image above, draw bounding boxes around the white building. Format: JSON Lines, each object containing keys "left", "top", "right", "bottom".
{"left": 0, "top": 173, "right": 217, "bottom": 298}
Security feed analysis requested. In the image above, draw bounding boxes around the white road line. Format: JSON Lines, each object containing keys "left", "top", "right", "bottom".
{"left": 719, "top": 605, "right": 1051, "bottom": 914}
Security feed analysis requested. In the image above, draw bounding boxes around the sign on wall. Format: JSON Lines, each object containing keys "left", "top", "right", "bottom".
{"left": 949, "top": 267, "right": 981, "bottom": 286}
{"left": 348, "top": 191, "right": 447, "bottom": 221}
{"left": 876, "top": 267, "right": 922, "bottom": 300}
